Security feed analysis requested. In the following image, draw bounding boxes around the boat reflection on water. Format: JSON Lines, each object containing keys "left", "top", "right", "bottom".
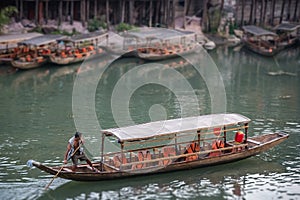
{"left": 39, "top": 157, "right": 284, "bottom": 200}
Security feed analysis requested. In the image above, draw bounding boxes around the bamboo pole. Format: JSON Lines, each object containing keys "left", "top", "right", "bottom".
{"left": 249, "top": 0, "right": 254, "bottom": 24}
{"left": 149, "top": 0, "right": 153, "bottom": 27}
{"left": 106, "top": 0, "right": 110, "bottom": 30}
{"left": 65, "top": 0, "right": 69, "bottom": 21}
{"left": 259, "top": 0, "right": 263, "bottom": 26}
{"left": 45, "top": 144, "right": 82, "bottom": 190}
{"left": 20, "top": 0, "right": 23, "bottom": 20}
{"left": 81, "top": 0, "right": 86, "bottom": 26}
{"left": 240, "top": 0, "right": 244, "bottom": 26}
{"left": 101, "top": 133, "right": 105, "bottom": 171}
{"left": 35, "top": 0, "right": 39, "bottom": 25}
{"left": 172, "top": 0, "right": 176, "bottom": 29}
{"left": 162, "top": 0, "right": 169, "bottom": 26}
{"left": 293, "top": 0, "right": 299, "bottom": 21}
{"left": 298, "top": 0, "right": 300, "bottom": 22}
{"left": 45, "top": 0, "right": 48, "bottom": 24}
{"left": 129, "top": 0, "right": 134, "bottom": 25}
{"left": 94, "top": 0, "right": 97, "bottom": 19}
{"left": 121, "top": 0, "right": 125, "bottom": 23}
{"left": 286, "top": 0, "right": 292, "bottom": 21}
{"left": 87, "top": 0, "right": 90, "bottom": 21}
{"left": 70, "top": 0, "right": 74, "bottom": 25}
{"left": 183, "top": 0, "right": 187, "bottom": 29}
{"left": 186, "top": 0, "right": 191, "bottom": 15}
{"left": 253, "top": 0, "right": 257, "bottom": 24}
{"left": 202, "top": 0, "right": 208, "bottom": 32}
{"left": 262, "top": 0, "right": 267, "bottom": 26}
{"left": 154, "top": 0, "right": 160, "bottom": 26}
{"left": 59, "top": 0, "right": 63, "bottom": 26}
{"left": 280, "top": 0, "right": 285, "bottom": 24}
{"left": 270, "top": 0, "right": 275, "bottom": 25}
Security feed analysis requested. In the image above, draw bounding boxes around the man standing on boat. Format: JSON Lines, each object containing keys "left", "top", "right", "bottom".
{"left": 63, "top": 132, "right": 97, "bottom": 172}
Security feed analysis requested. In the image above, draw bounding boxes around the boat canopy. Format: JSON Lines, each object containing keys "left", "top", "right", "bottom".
{"left": 122, "top": 28, "right": 195, "bottom": 41}
{"left": 274, "top": 23, "right": 300, "bottom": 31}
{"left": 242, "top": 25, "right": 278, "bottom": 36}
{"left": 18, "top": 34, "right": 67, "bottom": 46}
{"left": 59, "top": 31, "right": 108, "bottom": 43}
{"left": 102, "top": 113, "right": 251, "bottom": 142}
{"left": 0, "top": 32, "right": 42, "bottom": 44}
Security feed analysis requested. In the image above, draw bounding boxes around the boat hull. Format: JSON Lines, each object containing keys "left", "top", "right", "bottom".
{"left": 242, "top": 40, "right": 280, "bottom": 57}
{"left": 11, "top": 58, "right": 47, "bottom": 69}
{"left": 30, "top": 132, "right": 288, "bottom": 181}
{"left": 49, "top": 50, "right": 100, "bottom": 65}
{"left": 137, "top": 47, "right": 195, "bottom": 61}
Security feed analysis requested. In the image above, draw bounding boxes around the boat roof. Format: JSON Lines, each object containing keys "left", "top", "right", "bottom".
{"left": 18, "top": 34, "right": 67, "bottom": 46}
{"left": 242, "top": 25, "right": 278, "bottom": 36}
{"left": 0, "top": 32, "right": 43, "bottom": 44}
{"left": 274, "top": 23, "right": 300, "bottom": 31}
{"left": 102, "top": 113, "right": 251, "bottom": 142}
{"left": 59, "top": 31, "right": 108, "bottom": 43}
{"left": 122, "top": 28, "right": 195, "bottom": 40}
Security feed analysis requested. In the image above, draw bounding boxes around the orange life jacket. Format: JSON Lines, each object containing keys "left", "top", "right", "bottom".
{"left": 134, "top": 150, "right": 151, "bottom": 169}
{"left": 61, "top": 51, "right": 67, "bottom": 58}
{"left": 186, "top": 142, "right": 200, "bottom": 161}
{"left": 26, "top": 55, "right": 32, "bottom": 62}
{"left": 210, "top": 140, "right": 225, "bottom": 157}
{"left": 212, "top": 140, "right": 224, "bottom": 149}
{"left": 161, "top": 147, "right": 176, "bottom": 166}
{"left": 113, "top": 154, "right": 127, "bottom": 168}
{"left": 89, "top": 46, "right": 94, "bottom": 51}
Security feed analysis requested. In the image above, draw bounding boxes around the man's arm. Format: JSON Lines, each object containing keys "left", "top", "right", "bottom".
{"left": 63, "top": 143, "right": 72, "bottom": 164}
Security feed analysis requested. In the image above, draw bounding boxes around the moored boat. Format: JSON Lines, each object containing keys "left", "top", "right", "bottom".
{"left": 242, "top": 25, "right": 279, "bottom": 56}
{"left": 28, "top": 113, "right": 288, "bottom": 181}
{"left": 122, "top": 28, "right": 197, "bottom": 60}
{"left": 11, "top": 34, "right": 67, "bottom": 69}
{"left": 0, "top": 32, "right": 42, "bottom": 64}
{"left": 274, "top": 23, "right": 300, "bottom": 49}
{"left": 49, "top": 32, "right": 108, "bottom": 65}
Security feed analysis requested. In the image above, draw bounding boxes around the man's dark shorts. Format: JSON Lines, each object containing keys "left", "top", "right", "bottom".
{"left": 72, "top": 153, "right": 88, "bottom": 166}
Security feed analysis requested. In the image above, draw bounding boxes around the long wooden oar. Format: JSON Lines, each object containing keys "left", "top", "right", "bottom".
{"left": 44, "top": 145, "right": 81, "bottom": 190}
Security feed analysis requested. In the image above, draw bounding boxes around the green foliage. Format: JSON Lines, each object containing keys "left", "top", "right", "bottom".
{"left": 0, "top": 6, "right": 18, "bottom": 32}
{"left": 115, "top": 23, "right": 135, "bottom": 32}
{"left": 229, "top": 21, "right": 238, "bottom": 35}
{"left": 87, "top": 18, "right": 107, "bottom": 32}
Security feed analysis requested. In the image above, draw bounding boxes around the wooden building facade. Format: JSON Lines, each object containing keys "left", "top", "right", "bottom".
{"left": 236, "top": 0, "right": 300, "bottom": 26}
{"left": 1, "top": 0, "right": 298, "bottom": 31}
{"left": 1, "top": 0, "right": 202, "bottom": 29}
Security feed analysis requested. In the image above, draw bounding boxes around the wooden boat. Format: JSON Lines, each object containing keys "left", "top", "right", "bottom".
{"left": 122, "top": 28, "right": 197, "bottom": 60}
{"left": 0, "top": 32, "right": 42, "bottom": 64}
{"left": 11, "top": 34, "right": 67, "bottom": 69}
{"left": 274, "top": 23, "right": 300, "bottom": 49}
{"left": 137, "top": 43, "right": 197, "bottom": 61}
{"left": 11, "top": 56, "right": 48, "bottom": 69}
{"left": 242, "top": 25, "right": 280, "bottom": 56}
{"left": 28, "top": 113, "right": 288, "bottom": 181}
{"left": 49, "top": 32, "right": 108, "bottom": 65}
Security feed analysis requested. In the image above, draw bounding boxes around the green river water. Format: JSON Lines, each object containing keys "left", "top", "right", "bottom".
{"left": 0, "top": 44, "right": 299, "bottom": 200}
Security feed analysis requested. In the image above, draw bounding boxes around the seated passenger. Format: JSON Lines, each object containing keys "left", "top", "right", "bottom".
{"left": 185, "top": 142, "right": 200, "bottom": 161}
{"left": 209, "top": 140, "right": 224, "bottom": 157}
